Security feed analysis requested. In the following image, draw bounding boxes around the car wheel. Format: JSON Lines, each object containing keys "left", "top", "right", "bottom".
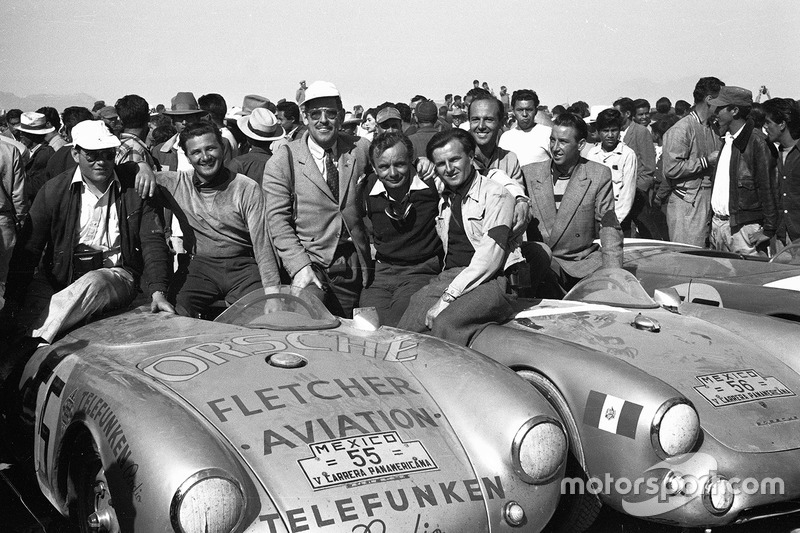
{"left": 69, "top": 437, "right": 121, "bottom": 533}
{"left": 517, "top": 370, "right": 601, "bottom": 533}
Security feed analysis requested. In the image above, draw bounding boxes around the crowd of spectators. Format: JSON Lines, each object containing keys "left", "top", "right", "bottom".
{"left": 0, "top": 78, "right": 797, "bottom": 377}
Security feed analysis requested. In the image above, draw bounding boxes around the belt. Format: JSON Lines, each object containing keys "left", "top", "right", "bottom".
{"left": 713, "top": 213, "right": 730, "bottom": 220}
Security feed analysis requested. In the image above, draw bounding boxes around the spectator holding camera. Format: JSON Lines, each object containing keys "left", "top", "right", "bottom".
{"left": 7, "top": 120, "right": 172, "bottom": 345}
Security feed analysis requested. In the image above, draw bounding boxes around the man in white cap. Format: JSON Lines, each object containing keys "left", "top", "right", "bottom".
{"left": 16, "top": 111, "right": 56, "bottom": 202}
{"left": 227, "top": 108, "right": 285, "bottom": 184}
{"left": 7, "top": 120, "right": 173, "bottom": 344}
{"left": 264, "top": 80, "right": 374, "bottom": 317}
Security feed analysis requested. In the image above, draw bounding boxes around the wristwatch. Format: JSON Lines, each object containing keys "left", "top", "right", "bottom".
{"left": 441, "top": 291, "right": 457, "bottom": 303}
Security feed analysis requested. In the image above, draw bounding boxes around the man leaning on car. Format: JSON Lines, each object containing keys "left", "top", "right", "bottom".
{"left": 6, "top": 120, "right": 173, "bottom": 347}
{"left": 152, "top": 120, "right": 281, "bottom": 318}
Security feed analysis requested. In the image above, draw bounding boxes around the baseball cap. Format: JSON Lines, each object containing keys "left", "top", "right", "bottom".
{"left": 709, "top": 86, "right": 753, "bottom": 108}
{"left": 376, "top": 107, "right": 401, "bottom": 124}
{"left": 71, "top": 120, "right": 121, "bottom": 150}
{"left": 416, "top": 101, "right": 438, "bottom": 122}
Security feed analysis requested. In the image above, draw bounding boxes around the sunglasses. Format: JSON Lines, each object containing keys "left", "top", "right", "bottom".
{"left": 80, "top": 148, "right": 116, "bottom": 162}
{"left": 306, "top": 108, "right": 339, "bottom": 121}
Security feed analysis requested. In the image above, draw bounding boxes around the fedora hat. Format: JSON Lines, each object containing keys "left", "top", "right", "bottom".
{"left": 17, "top": 112, "right": 55, "bottom": 135}
{"left": 237, "top": 108, "right": 285, "bottom": 142}
{"left": 163, "top": 92, "right": 205, "bottom": 116}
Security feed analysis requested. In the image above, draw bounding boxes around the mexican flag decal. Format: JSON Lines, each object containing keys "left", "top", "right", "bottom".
{"left": 583, "top": 390, "right": 643, "bottom": 439}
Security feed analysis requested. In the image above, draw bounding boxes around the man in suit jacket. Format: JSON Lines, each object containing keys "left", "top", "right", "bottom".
{"left": 263, "top": 81, "right": 373, "bottom": 318}
{"left": 523, "top": 113, "right": 614, "bottom": 289}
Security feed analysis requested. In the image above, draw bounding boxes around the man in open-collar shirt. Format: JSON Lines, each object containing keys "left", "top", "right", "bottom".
{"left": 397, "top": 129, "right": 521, "bottom": 346}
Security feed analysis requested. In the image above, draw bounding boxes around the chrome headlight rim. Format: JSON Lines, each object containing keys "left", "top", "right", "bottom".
{"left": 702, "top": 474, "right": 735, "bottom": 515}
{"left": 650, "top": 397, "right": 699, "bottom": 459}
{"left": 170, "top": 467, "right": 246, "bottom": 533}
{"left": 511, "top": 415, "right": 568, "bottom": 485}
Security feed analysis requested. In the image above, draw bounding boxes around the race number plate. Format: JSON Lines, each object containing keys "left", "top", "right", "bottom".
{"left": 298, "top": 431, "right": 437, "bottom": 490}
{"left": 694, "top": 369, "right": 795, "bottom": 407}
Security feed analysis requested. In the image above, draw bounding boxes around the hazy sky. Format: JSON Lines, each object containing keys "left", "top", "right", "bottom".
{"left": 1, "top": 0, "right": 798, "bottom": 111}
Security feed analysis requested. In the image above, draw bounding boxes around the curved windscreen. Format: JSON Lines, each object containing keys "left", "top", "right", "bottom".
{"left": 771, "top": 243, "right": 800, "bottom": 266}
{"left": 564, "top": 268, "right": 659, "bottom": 309}
{"left": 214, "top": 286, "right": 340, "bottom": 330}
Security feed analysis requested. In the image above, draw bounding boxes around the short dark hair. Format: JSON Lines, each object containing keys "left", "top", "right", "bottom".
{"left": 551, "top": 105, "right": 566, "bottom": 117}
{"left": 178, "top": 120, "right": 223, "bottom": 151}
{"left": 567, "top": 101, "right": 590, "bottom": 118}
{"left": 198, "top": 93, "right": 227, "bottom": 122}
{"left": 36, "top": 106, "right": 61, "bottom": 130}
{"left": 6, "top": 109, "right": 22, "bottom": 122}
{"left": 395, "top": 102, "right": 412, "bottom": 123}
{"left": 675, "top": 100, "right": 691, "bottom": 116}
{"left": 92, "top": 101, "right": 106, "bottom": 112}
{"left": 276, "top": 101, "right": 300, "bottom": 124}
{"left": 650, "top": 119, "right": 674, "bottom": 138}
{"left": 553, "top": 113, "right": 588, "bottom": 142}
{"left": 115, "top": 94, "right": 150, "bottom": 129}
{"left": 369, "top": 131, "right": 415, "bottom": 163}
{"left": 411, "top": 95, "right": 427, "bottom": 104}
{"left": 693, "top": 77, "right": 725, "bottom": 104}
{"left": 633, "top": 99, "right": 651, "bottom": 112}
{"left": 445, "top": 94, "right": 453, "bottom": 100}
{"left": 473, "top": 79, "right": 480, "bottom": 85}
{"left": 656, "top": 97, "right": 672, "bottom": 114}
{"left": 762, "top": 98, "right": 800, "bottom": 139}
{"left": 468, "top": 95, "right": 504, "bottom": 122}
{"left": 426, "top": 128, "right": 476, "bottom": 161}
{"left": 511, "top": 89, "right": 539, "bottom": 109}
{"left": 62, "top": 107, "right": 94, "bottom": 135}
{"left": 363, "top": 107, "right": 377, "bottom": 121}
{"left": 466, "top": 88, "right": 490, "bottom": 101}
{"left": 152, "top": 123, "right": 177, "bottom": 145}
{"left": 749, "top": 103, "right": 766, "bottom": 129}
{"left": 595, "top": 108, "right": 623, "bottom": 131}
{"left": 613, "top": 97, "right": 635, "bottom": 117}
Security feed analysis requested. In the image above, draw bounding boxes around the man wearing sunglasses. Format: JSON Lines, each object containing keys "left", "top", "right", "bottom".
{"left": 264, "top": 81, "right": 374, "bottom": 318}
{"left": 7, "top": 120, "right": 173, "bottom": 346}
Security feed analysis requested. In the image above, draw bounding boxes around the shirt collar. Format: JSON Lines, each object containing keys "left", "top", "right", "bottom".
{"left": 369, "top": 173, "right": 428, "bottom": 197}
{"left": 307, "top": 134, "right": 337, "bottom": 160}
{"left": 588, "top": 142, "right": 623, "bottom": 156}
{"left": 193, "top": 167, "right": 231, "bottom": 189}
{"left": 730, "top": 123, "right": 745, "bottom": 140}
{"left": 71, "top": 165, "right": 121, "bottom": 197}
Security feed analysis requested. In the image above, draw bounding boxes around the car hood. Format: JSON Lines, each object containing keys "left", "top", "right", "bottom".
{"left": 134, "top": 322, "right": 492, "bottom": 529}
{"left": 625, "top": 248, "right": 800, "bottom": 286}
{"left": 509, "top": 301, "right": 800, "bottom": 453}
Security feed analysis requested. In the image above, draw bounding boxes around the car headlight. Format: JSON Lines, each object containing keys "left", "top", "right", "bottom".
{"left": 512, "top": 416, "right": 567, "bottom": 484}
{"left": 170, "top": 468, "right": 246, "bottom": 533}
{"left": 703, "top": 474, "right": 734, "bottom": 515}
{"left": 651, "top": 398, "right": 700, "bottom": 458}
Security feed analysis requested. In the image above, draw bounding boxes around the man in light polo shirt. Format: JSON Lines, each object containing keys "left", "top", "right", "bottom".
{"left": 709, "top": 86, "right": 775, "bottom": 255}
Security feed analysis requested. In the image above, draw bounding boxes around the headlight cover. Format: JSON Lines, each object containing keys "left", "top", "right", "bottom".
{"left": 703, "top": 474, "right": 735, "bottom": 515}
{"left": 171, "top": 468, "right": 246, "bottom": 533}
{"left": 650, "top": 398, "right": 700, "bottom": 458}
{"left": 512, "top": 416, "right": 567, "bottom": 484}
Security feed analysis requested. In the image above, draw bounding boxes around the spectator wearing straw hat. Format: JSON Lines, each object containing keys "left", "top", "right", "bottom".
{"left": 227, "top": 108, "right": 285, "bottom": 184}
{"left": 16, "top": 112, "right": 56, "bottom": 202}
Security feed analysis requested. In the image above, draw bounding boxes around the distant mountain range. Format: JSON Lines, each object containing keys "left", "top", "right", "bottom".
{"left": 0, "top": 92, "right": 99, "bottom": 113}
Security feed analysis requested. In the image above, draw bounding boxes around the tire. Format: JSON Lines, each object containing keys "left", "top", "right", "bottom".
{"left": 69, "top": 435, "right": 120, "bottom": 533}
{"left": 517, "top": 370, "right": 602, "bottom": 533}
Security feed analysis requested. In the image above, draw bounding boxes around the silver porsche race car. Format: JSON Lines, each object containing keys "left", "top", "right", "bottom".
{"left": 471, "top": 268, "right": 800, "bottom": 531}
{"left": 5, "top": 287, "right": 568, "bottom": 532}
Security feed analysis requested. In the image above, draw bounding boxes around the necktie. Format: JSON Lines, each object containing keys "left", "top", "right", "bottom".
{"left": 324, "top": 148, "right": 339, "bottom": 202}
